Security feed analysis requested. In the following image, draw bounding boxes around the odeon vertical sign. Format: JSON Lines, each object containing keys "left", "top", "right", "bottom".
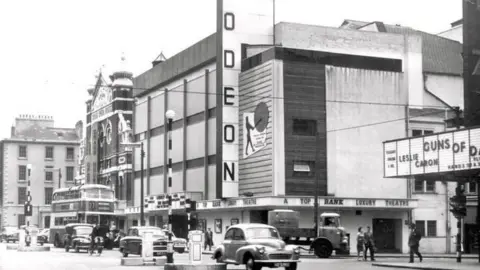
{"left": 216, "top": 0, "right": 274, "bottom": 198}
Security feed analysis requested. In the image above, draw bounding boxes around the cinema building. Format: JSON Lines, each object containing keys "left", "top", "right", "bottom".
{"left": 124, "top": 0, "right": 465, "bottom": 253}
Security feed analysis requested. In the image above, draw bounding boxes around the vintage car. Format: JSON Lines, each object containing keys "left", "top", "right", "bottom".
{"left": 63, "top": 224, "right": 94, "bottom": 253}
{"left": 1, "top": 227, "right": 19, "bottom": 243}
{"left": 119, "top": 226, "right": 168, "bottom": 257}
{"left": 212, "top": 224, "right": 301, "bottom": 270}
{"left": 162, "top": 229, "right": 187, "bottom": 253}
{"left": 37, "top": 229, "right": 50, "bottom": 246}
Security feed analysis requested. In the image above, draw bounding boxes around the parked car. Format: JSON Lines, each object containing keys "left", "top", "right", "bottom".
{"left": 63, "top": 224, "right": 94, "bottom": 253}
{"left": 37, "top": 229, "right": 50, "bottom": 246}
{"left": 1, "top": 227, "right": 19, "bottom": 243}
{"left": 162, "top": 229, "right": 187, "bottom": 253}
{"left": 212, "top": 224, "right": 301, "bottom": 270}
{"left": 119, "top": 226, "right": 168, "bottom": 257}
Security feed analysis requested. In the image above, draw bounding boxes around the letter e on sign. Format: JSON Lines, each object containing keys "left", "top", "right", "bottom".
{"left": 224, "top": 87, "right": 235, "bottom": 106}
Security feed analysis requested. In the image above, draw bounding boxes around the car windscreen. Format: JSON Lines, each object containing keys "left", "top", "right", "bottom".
{"left": 245, "top": 227, "right": 280, "bottom": 239}
{"left": 75, "top": 227, "right": 92, "bottom": 236}
{"left": 138, "top": 229, "right": 165, "bottom": 239}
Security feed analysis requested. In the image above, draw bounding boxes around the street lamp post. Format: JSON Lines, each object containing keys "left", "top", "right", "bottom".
{"left": 120, "top": 141, "right": 145, "bottom": 226}
{"left": 165, "top": 109, "right": 175, "bottom": 264}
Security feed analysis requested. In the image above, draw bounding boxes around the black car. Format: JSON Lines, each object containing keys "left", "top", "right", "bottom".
{"left": 63, "top": 224, "right": 94, "bottom": 253}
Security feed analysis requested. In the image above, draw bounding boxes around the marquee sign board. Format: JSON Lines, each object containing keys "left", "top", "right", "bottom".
{"left": 216, "top": 0, "right": 274, "bottom": 198}
{"left": 383, "top": 127, "right": 480, "bottom": 177}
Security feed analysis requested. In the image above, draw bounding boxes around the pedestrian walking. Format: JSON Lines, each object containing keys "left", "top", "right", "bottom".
{"left": 364, "top": 226, "right": 375, "bottom": 261}
{"left": 356, "top": 227, "right": 365, "bottom": 261}
{"left": 408, "top": 223, "right": 423, "bottom": 263}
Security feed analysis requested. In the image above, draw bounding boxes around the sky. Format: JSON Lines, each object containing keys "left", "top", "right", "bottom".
{"left": 0, "top": 0, "right": 462, "bottom": 139}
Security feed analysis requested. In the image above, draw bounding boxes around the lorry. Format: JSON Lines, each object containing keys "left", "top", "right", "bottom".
{"left": 268, "top": 209, "right": 350, "bottom": 258}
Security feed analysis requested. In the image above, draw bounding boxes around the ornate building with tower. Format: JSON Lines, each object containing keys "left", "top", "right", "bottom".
{"left": 80, "top": 56, "right": 135, "bottom": 230}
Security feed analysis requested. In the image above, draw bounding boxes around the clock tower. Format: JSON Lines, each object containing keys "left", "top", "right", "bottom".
{"left": 82, "top": 55, "right": 134, "bottom": 218}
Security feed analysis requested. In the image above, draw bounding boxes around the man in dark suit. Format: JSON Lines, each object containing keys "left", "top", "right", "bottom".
{"left": 408, "top": 223, "right": 423, "bottom": 263}
{"left": 364, "top": 226, "right": 375, "bottom": 261}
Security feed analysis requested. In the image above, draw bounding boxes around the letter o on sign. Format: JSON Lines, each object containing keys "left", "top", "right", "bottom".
{"left": 224, "top": 125, "right": 235, "bottom": 143}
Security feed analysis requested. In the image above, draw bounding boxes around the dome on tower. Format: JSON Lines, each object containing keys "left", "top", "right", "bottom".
{"left": 112, "top": 52, "right": 133, "bottom": 87}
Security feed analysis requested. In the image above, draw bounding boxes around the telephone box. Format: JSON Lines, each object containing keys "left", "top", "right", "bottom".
{"left": 188, "top": 230, "right": 203, "bottom": 264}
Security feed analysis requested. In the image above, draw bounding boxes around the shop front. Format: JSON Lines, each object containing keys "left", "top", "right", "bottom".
{"left": 125, "top": 196, "right": 416, "bottom": 253}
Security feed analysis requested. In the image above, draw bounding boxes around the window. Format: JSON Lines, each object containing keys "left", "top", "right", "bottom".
{"left": 133, "top": 220, "right": 138, "bottom": 227}
{"left": 18, "top": 165, "right": 27, "bottom": 181}
{"left": 45, "top": 166, "right": 53, "bottom": 182}
{"left": 293, "top": 119, "right": 316, "bottom": 136}
{"left": 411, "top": 129, "right": 434, "bottom": 137}
{"left": 17, "top": 214, "right": 25, "bottom": 228}
{"left": 467, "top": 181, "right": 477, "bottom": 194}
{"left": 293, "top": 160, "right": 315, "bottom": 177}
{"left": 414, "top": 177, "right": 435, "bottom": 193}
{"left": 45, "top": 146, "right": 54, "bottom": 159}
{"left": 415, "top": 220, "right": 437, "bottom": 237}
{"left": 18, "top": 145, "right": 27, "bottom": 158}
{"left": 66, "top": 147, "right": 74, "bottom": 160}
{"left": 66, "top": 166, "right": 74, "bottom": 182}
{"left": 18, "top": 187, "right": 27, "bottom": 204}
{"left": 427, "top": 221, "right": 437, "bottom": 237}
{"left": 44, "top": 188, "right": 53, "bottom": 205}
{"left": 415, "top": 220, "right": 425, "bottom": 237}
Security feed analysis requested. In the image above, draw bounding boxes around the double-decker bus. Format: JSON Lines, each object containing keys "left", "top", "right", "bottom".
{"left": 49, "top": 184, "right": 115, "bottom": 247}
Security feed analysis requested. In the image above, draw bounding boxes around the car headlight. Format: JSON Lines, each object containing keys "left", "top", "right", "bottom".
{"left": 256, "top": 246, "right": 265, "bottom": 254}
{"left": 294, "top": 247, "right": 300, "bottom": 254}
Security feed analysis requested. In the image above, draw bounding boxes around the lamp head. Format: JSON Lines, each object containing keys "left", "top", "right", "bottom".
{"left": 27, "top": 164, "right": 32, "bottom": 170}
{"left": 165, "top": 110, "right": 176, "bottom": 120}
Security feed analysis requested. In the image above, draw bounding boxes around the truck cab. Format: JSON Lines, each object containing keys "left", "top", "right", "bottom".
{"left": 268, "top": 210, "right": 349, "bottom": 258}
{"left": 314, "top": 213, "right": 349, "bottom": 258}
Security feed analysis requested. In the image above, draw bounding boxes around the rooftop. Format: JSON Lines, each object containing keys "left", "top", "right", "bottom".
{"left": 9, "top": 125, "right": 79, "bottom": 143}
{"left": 341, "top": 20, "right": 463, "bottom": 75}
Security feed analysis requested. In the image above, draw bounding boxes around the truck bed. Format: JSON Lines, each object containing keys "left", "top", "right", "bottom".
{"left": 277, "top": 228, "right": 316, "bottom": 246}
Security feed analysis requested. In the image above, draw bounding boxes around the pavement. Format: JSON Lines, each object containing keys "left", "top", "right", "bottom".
{"left": 0, "top": 243, "right": 478, "bottom": 270}
{"left": 202, "top": 247, "right": 480, "bottom": 260}
{"left": 372, "top": 259, "right": 480, "bottom": 270}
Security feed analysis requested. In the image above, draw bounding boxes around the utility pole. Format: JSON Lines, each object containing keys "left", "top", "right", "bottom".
{"left": 140, "top": 142, "right": 145, "bottom": 226}
{"left": 314, "top": 131, "right": 320, "bottom": 238}
{"left": 454, "top": 107, "right": 463, "bottom": 263}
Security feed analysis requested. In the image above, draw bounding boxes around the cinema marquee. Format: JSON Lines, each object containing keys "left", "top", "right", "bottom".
{"left": 383, "top": 127, "right": 480, "bottom": 177}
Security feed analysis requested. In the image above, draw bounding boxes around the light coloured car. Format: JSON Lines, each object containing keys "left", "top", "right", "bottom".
{"left": 162, "top": 229, "right": 187, "bottom": 253}
{"left": 212, "top": 224, "right": 301, "bottom": 270}
{"left": 119, "top": 226, "right": 168, "bottom": 257}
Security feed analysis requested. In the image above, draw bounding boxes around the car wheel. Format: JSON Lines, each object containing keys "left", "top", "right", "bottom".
{"left": 177, "top": 248, "right": 185, "bottom": 254}
{"left": 314, "top": 242, "right": 332, "bottom": 258}
{"left": 74, "top": 243, "right": 79, "bottom": 253}
{"left": 245, "top": 256, "right": 261, "bottom": 270}
{"left": 65, "top": 243, "right": 70, "bottom": 252}
{"left": 215, "top": 252, "right": 224, "bottom": 263}
{"left": 123, "top": 252, "right": 129, "bottom": 258}
{"left": 286, "top": 262, "right": 297, "bottom": 270}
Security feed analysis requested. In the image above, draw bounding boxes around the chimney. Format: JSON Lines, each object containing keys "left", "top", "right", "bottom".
{"left": 11, "top": 126, "right": 15, "bottom": 137}
{"left": 14, "top": 114, "right": 54, "bottom": 133}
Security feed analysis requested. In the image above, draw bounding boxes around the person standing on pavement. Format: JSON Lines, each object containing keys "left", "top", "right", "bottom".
{"left": 356, "top": 227, "right": 365, "bottom": 261}
{"left": 204, "top": 229, "right": 211, "bottom": 250}
{"left": 408, "top": 223, "right": 423, "bottom": 263}
{"left": 364, "top": 226, "right": 375, "bottom": 261}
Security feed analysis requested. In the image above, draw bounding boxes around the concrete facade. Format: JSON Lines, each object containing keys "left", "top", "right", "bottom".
{"left": 0, "top": 115, "right": 80, "bottom": 229}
